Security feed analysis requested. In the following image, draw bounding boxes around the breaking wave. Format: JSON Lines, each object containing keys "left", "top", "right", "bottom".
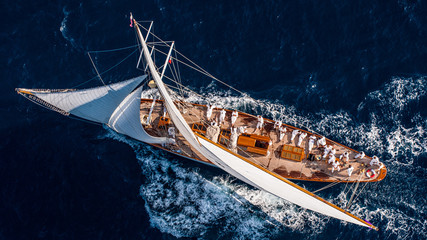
{"left": 106, "top": 76, "right": 425, "bottom": 239}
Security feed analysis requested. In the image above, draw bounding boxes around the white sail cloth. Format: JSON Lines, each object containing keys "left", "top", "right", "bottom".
{"left": 196, "top": 137, "right": 373, "bottom": 228}
{"left": 27, "top": 76, "right": 145, "bottom": 123}
{"left": 108, "top": 86, "right": 170, "bottom": 144}
{"left": 19, "top": 75, "right": 170, "bottom": 144}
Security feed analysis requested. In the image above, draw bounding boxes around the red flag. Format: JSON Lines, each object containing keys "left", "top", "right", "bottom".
{"left": 168, "top": 58, "right": 172, "bottom": 64}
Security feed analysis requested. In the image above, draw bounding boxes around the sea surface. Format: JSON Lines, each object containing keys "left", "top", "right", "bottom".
{"left": 1, "top": 0, "right": 426, "bottom": 239}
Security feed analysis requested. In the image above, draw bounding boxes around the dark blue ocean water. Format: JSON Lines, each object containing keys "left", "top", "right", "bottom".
{"left": 1, "top": 0, "right": 426, "bottom": 239}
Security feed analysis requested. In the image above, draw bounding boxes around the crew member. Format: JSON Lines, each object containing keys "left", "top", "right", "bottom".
{"left": 332, "top": 161, "right": 340, "bottom": 173}
{"left": 231, "top": 110, "right": 238, "bottom": 127}
{"left": 206, "top": 104, "right": 214, "bottom": 120}
{"left": 297, "top": 132, "right": 307, "bottom": 147}
{"left": 256, "top": 115, "right": 264, "bottom": 131}
{"left": 291, "top": 129, "right": 300, "bottom": 142}
{"left": 355, "top": 151, "right": 365, "bottom": 159}
{"left": 279, "top": 125, "right": 287, "bottom": 141}
{"left": 219, "top": 108, "right": 226, "bottom": 125}
{"left": 340, "top": 151, "right": 349, "bottom": 163}
{"left": 274, "top": 119, "right": 282, "bottom": 130}
{"left": 347, "top": 165, "right": 354, "bottom": 177}
{"left": 328, "top": 153, "right": 336, "bottom": 164}
{"left": 317, "top": 136, "right": 326, "bottom": 147}
{"left": 370, "top": 156, "right": 380, "bottom": 166}
{"left": 308, "top": 135, "right": 316, "bottom": 152}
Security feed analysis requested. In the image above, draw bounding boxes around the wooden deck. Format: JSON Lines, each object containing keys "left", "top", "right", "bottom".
{"left": 140, "top": 99, "right": 387, "bottom": 183}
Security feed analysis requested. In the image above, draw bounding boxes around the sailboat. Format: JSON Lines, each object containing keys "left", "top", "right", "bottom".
{"left": 16, "top": 14, "right": 386, "bottom": 230}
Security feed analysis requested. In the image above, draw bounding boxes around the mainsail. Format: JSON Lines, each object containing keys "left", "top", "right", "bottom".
{"left": 133, "top": 17, "right": 378, "bottom": 230}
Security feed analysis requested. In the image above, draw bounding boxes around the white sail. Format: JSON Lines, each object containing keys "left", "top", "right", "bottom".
{"left": 108, "top": 86, "right": 170, "bottom": 144}
{"left": 197, "top": 136, "right": 375, "bottom": 229}
{"left": 133, "top": 18, "right": 377, "bottom": 230}
{"left": 17, "top": 76, "right": 145, "bottom": 124}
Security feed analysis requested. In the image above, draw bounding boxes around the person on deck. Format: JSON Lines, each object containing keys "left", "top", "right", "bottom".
{"left": 347, "top": 165, "right": 354, "bottom": 177}
{"left": 323, "top": 145, "right": 332, "bottom": 159}
{"left": 274, "top": 120, "right": 282, "bottom": 130}
{"left": 355, "top": 151, "right": 365, "bottom": 159}
{"left": 219, "top": 108, "right": 226, "bottom": 125}
{"left": 231, "top": 110, "right": 238, "bottom": 127}
{"left": 370, "top": 156, "right": 380, "bottom": 166}
{"left": 206, "top": 104, "right": 214, "bottom": 120}
{"left": 317, "top": 136, "right": 326, "bottom": 148}
{"left": 340, "top": 151, "right": 350, "bottom": 163}
{"left": 256, "top": 115, "right": 264, "bottom": 132}
{"left": 328, "top": 153, "right": 336, "bottom": 164}
{"left": 332, "top": 161, "right": 340, "bottom": 173}
{"left": 297, "top": 132, "right": 307, "bottom": 147}
{"left": 238, "top": 126, "right": 247, "bottom": 134}
{"left": 279, "top": 125, "right": 287, "bottom": 141}
{"left": 330, "top": 148, "right": 336, "bottom": 156}
{"left": 308, "top": 135, "right": 316, "bottom": 152}
{"left": 291, "top": 129, "right": 300, "bottom": 143}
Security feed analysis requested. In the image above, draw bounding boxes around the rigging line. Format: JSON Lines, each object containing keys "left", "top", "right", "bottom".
{"left": 312, "top": 181, "right": 340, "bottom": 194}
{"left": 87, "top": 44, "right": 139, "bottom": 53}
{"left": 163, "top": 76, "right": 205, "bottom": 99}
{"left": 87, "top": 52, "right": 106, "bottom": 86}
{"left": 136, "top": 21, "right": 259, "bottom": 101}
{"left": 174, "top": 47, "right": 183, "bottom": 87}
{"left": 349, "top": 181, "right": 370, "bottom": 208}
{"left": 346, "top": 170, "right": 365, "bottom": 209}
{"left": 73, "top": 49, "right": 138, "bottom": 89}
{"left": 342, "top": 177, "right": 351, "bottom": 197}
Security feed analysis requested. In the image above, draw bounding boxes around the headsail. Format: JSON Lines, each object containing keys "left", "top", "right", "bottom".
{"left": 17, "top": 75, "right": 170, "bottom": 144}
{"left": 16, "top": 76, "right": 145, "bottom": 124}
{"left": 133, "top": 18, "right": 377, "bottom": 230}
{"left": 108, "top": 85, "right": 170, "bottom": 144}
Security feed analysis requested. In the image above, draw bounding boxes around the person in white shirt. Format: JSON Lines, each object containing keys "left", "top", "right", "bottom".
{"left": 308, "top": 135, "right": 316, "bottom": 152}
{"left": 279, "top": 125, "right": 287, "bottom": 141}
{"left": 297, "top": 132, "right": 307, "bottom": 147}
{"left": 332, "top": 161, "right": 340, "bottom": 173}
{"left": 355, "top": 151, "right": 365, "bottom": 159}
{"left": 340, "top": 151, "right": 349, "bottom": 163}
{"left": 256, "top": 115, "right": 264, "bottom": 131}
{"left": 328, "top": 153, "right": 336, "bottom": 164}
{"left": 206, "top": 104, "right": 214, "bottom": 120}
{"left": 317, "top": 136, "right": 326, "bottom": 147}
{"left": 219, "top": 109, "right": 226, "bottom": 125}
{"left": 322, "top": 145, "right": 332, "bottom": 159}
{"left": 274, "top": 120, "right": 282, "bottom": 130}
{"left": 370, "top": 156, "right": 380, "bottom": 166}
{"left": 291, "top": 129, "right": 300, "bottom": 142}
{"left": 238, "top": 126, "right": 247, "bottom": 134}
{"left": 231, "top": 110, "right": 238, "bottom": 127}
{"left": 347, "top": 165, "right": 354, "bottom": 177}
